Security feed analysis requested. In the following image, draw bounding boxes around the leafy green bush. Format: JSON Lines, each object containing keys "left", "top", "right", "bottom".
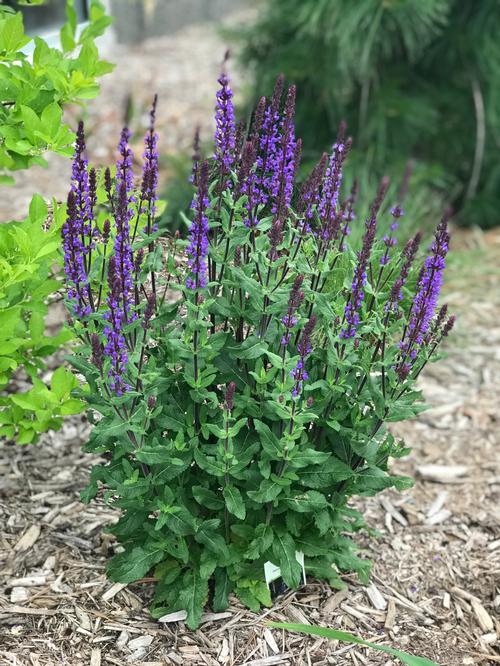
{"left": 241, "top": 0, "right": 500, "bottom": 228}
{"left": 0, "top": 195, "right": 85, "bottom": 443}
{"left": 63, "top": 72, "right": 455, "bottom": 628}
{"left": 0, "top": 0, "right": 113, "bottom": 182}
{"left": 0, "top": 0, "right": 112, "bottom": 442}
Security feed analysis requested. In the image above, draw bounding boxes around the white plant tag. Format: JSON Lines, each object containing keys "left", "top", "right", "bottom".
{"left": 264, "top": 551, "right": 306, "bottom": 589}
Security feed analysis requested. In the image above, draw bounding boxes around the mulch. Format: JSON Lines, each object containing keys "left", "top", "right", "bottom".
{"left": 1, "top": 230, "right": 499, "bottom": 665}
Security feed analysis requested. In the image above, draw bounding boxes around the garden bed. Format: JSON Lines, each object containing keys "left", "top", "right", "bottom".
{"left": 0, "top": 230, "right": 499, "bottom": 665}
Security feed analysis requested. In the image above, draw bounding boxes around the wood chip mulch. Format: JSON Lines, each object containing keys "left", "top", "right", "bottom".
{"left": 1, "top": 234, "right": 499, "bottom": 666}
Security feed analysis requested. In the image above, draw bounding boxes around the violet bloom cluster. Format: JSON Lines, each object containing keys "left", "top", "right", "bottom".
{"left": 281, "top": 275, "right": 304, "bottom": 345}
{"left": 291, "top": 316, "right": 316, "bottom": 397}
{"left": 141, "top": 95, "right": 159, "bottom": 231}
{"left": 237, "top": 139, "right": 258, "bottom": 228}
{"left": 317, "top": 132, "right": 350, "bottom": 243}
{"left": 71, "top": 121, "right": 95, "bottom": 249}
{"left": 386, "top": 231, "right": 421, "bottom": 311}
{"left": 61, "top": 190, "right": 92, "bottom": 316}
{"left": 103, "top": 256, "right": 130, "bottom": 396}
{"left": 186, "top": 161, "right": 210, "bottom": 289}
{"left": 116, "top": 128, "right": 135, "bottom": 210}
{"left": 270, "top": 85, "right": 298, "bottom": 219}
{"left": 396, "top": 218, "right": 450, "bottom": 380}
{"left": 297, "top": 152, "right": 328, "bottom": 233}
{"left": 214, "top": 71, "right": 236, "bottom": 184}
{"left": 256, "top": 76, "right": 284, "bottom": 207}
{"left": 113, "top": 180, "right": 137, "bottom": 323}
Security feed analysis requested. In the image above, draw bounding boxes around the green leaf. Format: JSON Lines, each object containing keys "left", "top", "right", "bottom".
{"left": 195, "top": 522, "right": 230, "bottom": 562}
{"left": 247, "top": 477, "right": 284, "bottom": 503}
{"left": 178, "top": 568, "right": 209, "bottom": 630}
{"left": 51, "top": 366, "right": 75, "bottom": 400}
{"left": 0, "top": 13, "right": 30, "bottom": 53}
{"left": 282, "top": 490, "right": 328, "bottom": 513}
{"left": 192, "top": 485, "right": 224, "bottom": 510}
{"left": 254, "top": 419, "right": 282, "bottom": 458}
{"left": 223, "top": 484, "right": 246, "bottom": 520}
{"left": 229, "top": 335, "right": 267, "bottom": 360}
{"left": 41, "top": 102, "right": 63, "bottom": 139}
{"left": 29, "top": 194, "right": 48, "bottom": 225}
{"left": 108, "top": 544, "right": 164, "bottom": 584}
{"left": 271, "top": 531, "right": 302, "bottom": 588}
{"left": 213, "top": 568, "right": 232, "bottom": 612}
{"left": 268, "top": 624, "right": 439, "bottom": 666}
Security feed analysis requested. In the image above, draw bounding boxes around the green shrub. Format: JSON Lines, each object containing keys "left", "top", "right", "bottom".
{"left": 63, "top": 73, "right": 455, "bottom": 628}
{"left": 0, "top": 0, "right": 113, "bottom": 182}
{"left": 0, "top": 195, "right": 85, "bottom": 443}
{"left": 0, "top": 0, "right": 112, "bottom": 442}
{"left": 240, "top": 0, "right": 500, "bottom": 228}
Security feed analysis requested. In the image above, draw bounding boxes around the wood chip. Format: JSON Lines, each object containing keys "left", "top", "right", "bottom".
{"left": 425, "top": 508, "right": 452, "bottom": 525}
{"left": 471, "top": 600, "right": 494, "bottom": 632}
{"left": 384, "top": 598, "right": 396, "bottom": 630}
{"left": 128, "top": 635, "right": 154, "bottom": 650}
{"left": 10, "top": 587, "right": 29, "bottom": 603}
{"left": 426, "top": 491, "right": 448, "bottom": 518}
{"left": 366, "top": 583, "right": 387, "bottom": 611}
{"left": 263, "top": 628, "right": 280, "bottom": 654}
{"left": 245, "top": 655, "right": 292, "bottom": 666}
{"left": 157, "top": 610, "right": 188, "bottom": 623}
{"left": 8, "top": 575, "right": 47, "bottom": 587}
{"left": 380, "top": 497, "right": 408, "bottom": 527}
{"left": 323, "top": 589, "right": 349, "bottom": 614}
{"left": 90, "top": 648, "right": 101, "bottom": 666}
{"left": 14, "top": 525, "right": 41, "bottom": 552}
{"left": 102, "top": 582, "right": 127, "bottom": 602}
{"left": 416, "top": 464, "right": 468, "bottom": 483}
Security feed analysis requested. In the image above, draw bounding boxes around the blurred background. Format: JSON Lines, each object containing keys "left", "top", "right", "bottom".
{"left": 4, "top": 0, "right": 500, "bottom": 231}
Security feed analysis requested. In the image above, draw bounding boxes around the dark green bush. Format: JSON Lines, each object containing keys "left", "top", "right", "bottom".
{"left": 241, "top": 0, "right": 500, "bottom": 228}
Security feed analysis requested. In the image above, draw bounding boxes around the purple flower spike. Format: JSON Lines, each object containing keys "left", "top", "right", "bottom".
{"left": 386, "top": 231, "right": 422, "bottom": 311}
{"left": 256, "top": 75, "right": 284, "bottom": 206}
{"left": 298, "top": 152, "right": 328, "bottom": 229}
{"left": 318, "top": 130, "right": 351, "bottom": 244}
{"left": 281, "top": 275, "right": 304, "bottom": 345}
{"left": 271, "top": 85, "right": 297, "bottom": 219}
{"left": 186, "top": 160, "right": 210, "bottom": 290}
{"left": 103, "top": 256, "right": 129, "bottom": 396}
{"left": 291, "top": 315, "right": 316, "bottom": 397}
{"left": 340, "top": 178, "right": 389, "bottom": 339}
{"left": 116, "top": 127, "right": 135, "bottom": 209}
{"left": 62, "top": 190, "right": 92, "bottom": 317}
{"left": 214, "top": 69, "right": 236, "bottom": 185}
{"left": 71, "top": 121, "right": 94, "bottom": 256}
{"left": 268, "top": 219, "right": 283, "bottom": 261}
{"left": 114, "top": 180, "right": 136, "bottom": 323}
{"left": 396, "top": 216, "right": 450, "bottom": 376}
{"left": 141, "top": 95, "right": 159, "bottom": 231}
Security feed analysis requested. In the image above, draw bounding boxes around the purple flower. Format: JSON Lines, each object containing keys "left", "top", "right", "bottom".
{"left": 318, "top": 131, "right": 351, "bottom": 244}
{"left": 298, "top": 152, "right": 328, "bottom": 230}
{"left": 268, "top": 219, "right": 283, "bottom": 261}
{"left": 386, "top": 232, "right": 422, "bottom": 311}
{"left": 281, "top": 275, "right": 304, "bottom": 345}
{"left": 113, "top": 180, "right": 136, "bottom": 323}
{"left": 270, "top": 85, "right": 297, "bottom": 219}
{"left": 140, "top": 95, "right": 159, "bottom": 232}
{"left": 225, "top": 381, "right": 236, "bottom": 412}
{"left": 340, "top": 178, "right": 389, "bottom": 339}
{"left": 186, "top": 160, "right": 210, "bottom": 289}
{"left": 396, "top": 217, "right": 450, "bottom": 378}
{"left": 214, "top": 70, "right": 236, "bottom": 184}
{"left": 70, "top": 122, "right": 94, "bottom": 255}
{"left": 291, "top": 315, "right": 316, "bottom": 397}
{"left": 256, "top": 75, "right": 284, "bottom": 206}
{"left": 116, "top": 127, "right": 135, "bottom": 209}
{"left": 190, "top": 125, "right": 201, "bottom": 185}
{"left": 237, "top": 139, "right": 259, "bottom": 228}
{"left": 103, "top": 256, "right": 130, "bottom": 395}
{"left": 61, "top": 190, "right": 92, "bottom": 316}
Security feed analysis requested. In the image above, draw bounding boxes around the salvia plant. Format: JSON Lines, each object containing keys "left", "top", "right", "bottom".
{"left": 62, "top": 69, "right": 455, "bottom": 629}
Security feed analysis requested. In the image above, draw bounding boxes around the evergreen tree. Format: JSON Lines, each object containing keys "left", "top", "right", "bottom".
{"left": 241, "top": 0, "right": 500, "bottom": 227}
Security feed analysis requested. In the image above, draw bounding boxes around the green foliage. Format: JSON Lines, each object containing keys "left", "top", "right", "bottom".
{"left": 0, "top": 197, "right": 84, "bottom": 443}
{"left": 241, "top": 0, "right": 500, "bottom": 227}
{"left": 0, "top": 0, "right": 113, "bottom": 181}
{"left": 65, "top": 95, "right": 452, "bottom": 628}
{"left": 270, "top": 623, "right": 439, "bottom": 666}
{"left": 0, "top": 0, "right": 112, "bottom": 442}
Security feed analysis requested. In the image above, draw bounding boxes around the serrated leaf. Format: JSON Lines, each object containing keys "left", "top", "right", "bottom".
{"left": 223, "top": 484, "right": 246, "bottom": 520}
{"left": 108, "top": 543, "right": 164, "bottom": 584}
{"left": 253, "top": 419, "right": 282, "bottom": 458}
{"left": 272, "top": 531, "right": 302, "bottom": 588}
{"left": 213, "top": 568, "right": 231, "bottom": 612}
{"left": 192, "top": 485, "right": 224, "bottom": 510}
{"left": 178, "top": 568, "right": 209, "bottom": 630}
